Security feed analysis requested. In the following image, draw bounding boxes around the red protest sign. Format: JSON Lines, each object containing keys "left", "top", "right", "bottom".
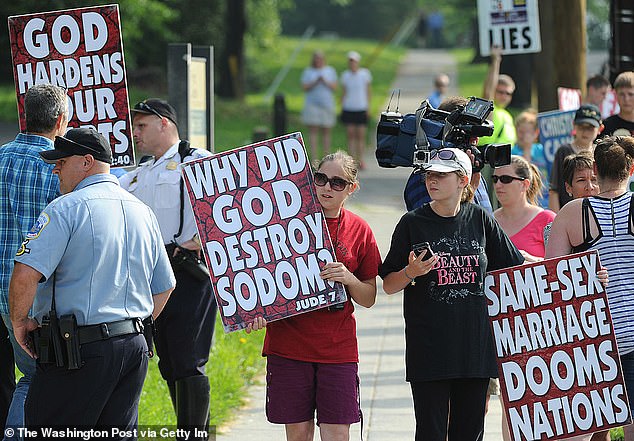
{"left": 485, "top": 251, "right": 631, "bottom": 441}
{"left": 8, "top": 5, "right": 134, "bottom": 167}
{"left": 182, "top": 132, "right": 346, "bottom": 333}
{"left": 557, "top": 87, "right": 582, "bottom": 111}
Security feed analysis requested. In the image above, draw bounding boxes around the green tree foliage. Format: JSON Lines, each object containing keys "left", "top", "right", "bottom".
{"left": 0, "top": 0, "right": 175, "bottom": 83}
{"left": 281, "top": 0, "right": 417, "bottom": 40}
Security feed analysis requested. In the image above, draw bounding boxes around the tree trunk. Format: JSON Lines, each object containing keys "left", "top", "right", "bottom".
{"left": 218, "top": 0, "right": 246, "bottom": 99}
{"left": 553, "top": 0, "right": 586, "bottom": 92}
{"left": 534, "top": 0, "right": 585, "bottom": 112}
{"left": 535, "top": 1, "right": 558, "bottom": 112}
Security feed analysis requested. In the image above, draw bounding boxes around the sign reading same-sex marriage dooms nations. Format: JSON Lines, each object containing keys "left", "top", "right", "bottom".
{"left": 182, "top": 133, "right": 346, "bottom": 333}
{"left": 8, "top": 5, "right": 134, "bottom": 167}
{"left": 485, "top": 251, "right": 631, "bottom": 441}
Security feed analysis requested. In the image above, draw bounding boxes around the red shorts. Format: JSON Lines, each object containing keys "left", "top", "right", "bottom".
{"left": 265, "top": 354, "right": 361, "bottom": 425}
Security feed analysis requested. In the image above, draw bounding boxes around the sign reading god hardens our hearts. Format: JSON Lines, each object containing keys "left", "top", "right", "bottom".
{"left": 8, "top": 5, "right": 134, "bottom": 167}
{"left": 182, "top": 132, "right": 346, "bottom": 333}
{"left": 485, "top": 251, "right": 631, "bottom": 441}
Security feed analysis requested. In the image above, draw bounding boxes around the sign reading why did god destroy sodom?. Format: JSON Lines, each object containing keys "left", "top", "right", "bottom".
{"left": 485, "top": 251, "right": 631, "bottom": 441}
{"left": 182, "top": 133, "right": 347, "bottom": 333}
{"left": 8, "top": 5, "right": 134, "bottom": 167}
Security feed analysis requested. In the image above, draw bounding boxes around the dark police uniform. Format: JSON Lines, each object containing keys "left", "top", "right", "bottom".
{"left": 119, "top": 141, "right": 217, "bottom": 429}
{"left": 16, "top": 166, "right": 175, "bottom": 433}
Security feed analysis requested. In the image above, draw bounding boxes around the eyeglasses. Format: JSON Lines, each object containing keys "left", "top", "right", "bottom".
{"left": 495, "top": 89, "right": 513, "bottom": 97}
{"left": 135, "top": 101, "right": 165, "bottom": 120}
{"left": 492, "top": 174, "right": 525, "bottom": 184}
{"left": 429, "top": 149, "right": 468, "bottom": 174}
{"left": 314, "top": 172, "right": 351, "bottom": 191}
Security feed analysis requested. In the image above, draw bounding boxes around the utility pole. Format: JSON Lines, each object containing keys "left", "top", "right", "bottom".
{"left": 609, "top": 0, "right": 634, "bottom": 82}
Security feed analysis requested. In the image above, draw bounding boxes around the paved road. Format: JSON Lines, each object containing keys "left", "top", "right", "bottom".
{"left": 215, "top": 48, "right": 506, "bottom": 441}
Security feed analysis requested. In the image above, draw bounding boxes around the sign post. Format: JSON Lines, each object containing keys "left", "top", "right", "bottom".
{"left": 168, "top": 44, "right": 214, "bottom": 151}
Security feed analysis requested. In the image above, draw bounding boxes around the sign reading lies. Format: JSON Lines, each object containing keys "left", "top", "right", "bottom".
{"left": 477, "top": 0, "right": 541, "bottom": 56}
{"left": 182, "top": 133, "right": 346, "bottom": 333}
{"left": 8, "top": 5, "right": 134, "bottom": 167}
{"left": 485, "top": 251, "right": 631, "bottom": 441}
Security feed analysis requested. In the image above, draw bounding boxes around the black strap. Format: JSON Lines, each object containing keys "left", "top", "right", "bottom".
{"left": 174, "top": 140, "right": 195, "bottom": 242}
{"left": 581, "top": 197, "right": 592, "bottom": 243}
{"left": 51, "top": 272, "right": 57, "bottom": 314}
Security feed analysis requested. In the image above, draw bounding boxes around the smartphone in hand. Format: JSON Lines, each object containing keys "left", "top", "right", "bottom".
{"left": 412, "top": 242, "right": 433, "bottom": 260}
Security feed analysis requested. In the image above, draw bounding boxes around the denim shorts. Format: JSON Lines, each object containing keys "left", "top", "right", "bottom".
{"left": 265, "top": 354, "right": 361, "bottom": 425}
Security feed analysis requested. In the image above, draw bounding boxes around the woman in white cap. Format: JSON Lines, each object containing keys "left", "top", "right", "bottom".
{"left": 379, "top": 147, "right": 524, "bottom": 441}
{"left": 340, "top": 50, "right": 372, "bottom": 169}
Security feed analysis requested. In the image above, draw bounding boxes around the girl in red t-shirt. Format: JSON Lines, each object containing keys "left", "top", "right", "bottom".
{"left": 248, "top": 151, "right": 381, "bottom": 441}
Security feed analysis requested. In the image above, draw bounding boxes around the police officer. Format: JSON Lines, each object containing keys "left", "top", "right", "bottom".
{"left": 8, "top": 127, "right": 175, "bottom": 434}
{"left": 119, "top": 99, "right": 217, "bottom": 436}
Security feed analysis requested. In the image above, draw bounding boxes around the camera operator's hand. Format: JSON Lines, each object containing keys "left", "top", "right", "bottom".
{"left": 464, "top": 147, "right": 482, "bottom": 190}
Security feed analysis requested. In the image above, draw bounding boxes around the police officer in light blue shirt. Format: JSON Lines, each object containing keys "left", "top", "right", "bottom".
{"left": 9, "top": 127, "right": 175, "bottom": 435}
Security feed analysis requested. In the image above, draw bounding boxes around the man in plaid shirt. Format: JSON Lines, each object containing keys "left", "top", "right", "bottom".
{"left": 0, "top": 84, "right": 67, "bottom": 439}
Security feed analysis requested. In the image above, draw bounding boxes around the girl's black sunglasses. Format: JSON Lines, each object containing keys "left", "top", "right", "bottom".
{"left": 314, "top": 172, "right": 351, "bottom": 191}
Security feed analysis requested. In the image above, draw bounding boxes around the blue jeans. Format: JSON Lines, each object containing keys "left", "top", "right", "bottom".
{"left": 1, "top": 314, "right": 35, "bottom": 441}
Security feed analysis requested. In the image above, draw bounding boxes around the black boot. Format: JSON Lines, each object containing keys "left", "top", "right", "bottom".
{"left": 175, "top": 375, "right": 210, "bottom": 440}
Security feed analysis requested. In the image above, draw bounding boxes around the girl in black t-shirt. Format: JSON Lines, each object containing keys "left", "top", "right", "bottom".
{"left": 380, "top": 148, "right": 523, "bottom": 441}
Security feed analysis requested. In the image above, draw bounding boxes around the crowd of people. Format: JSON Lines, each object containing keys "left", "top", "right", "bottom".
{"left": 0, "top": 44, "right": 633, "bottom": 441}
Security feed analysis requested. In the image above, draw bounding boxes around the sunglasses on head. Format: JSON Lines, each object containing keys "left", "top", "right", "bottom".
{"left": 492, "top": 174, "right": 525, "bottom": 184}
{"left": 135, "top": 101, "right": 165, "bottom": 120}
{"left": 314, "top": 172, "right": 351, "bottom": 191}
{"left": 429, "top": 149, "right": 468, "bottom": 174}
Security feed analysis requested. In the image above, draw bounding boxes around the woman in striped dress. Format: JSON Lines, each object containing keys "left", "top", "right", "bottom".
{"left": 546, "top": 136, "right": 634, "bottom": 441}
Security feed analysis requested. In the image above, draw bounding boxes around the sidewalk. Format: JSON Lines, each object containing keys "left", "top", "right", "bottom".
{"left": 215, "top": 49, "right": 505, "bottom": 441}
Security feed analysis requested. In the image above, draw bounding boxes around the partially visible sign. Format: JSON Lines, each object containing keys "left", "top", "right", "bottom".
{"left": 486, "top": 251, "right": 631, "bottom": 441}
{"left": 537, "top": 109, "right": 575, "bottom": 167}
{"left": 182, "top": 133, "right": 347, "bottom": 333}
{"left": 558, "top": 87, "right": 582, "bottom": 111}
{"left": 478, "top": 0, "right": 541, "bottom": 56}
{"left": 601, "top": 90, "right": 620, "bottom": 119}
{"left": 8, "top": 5, "right": 134, "bottom": 167}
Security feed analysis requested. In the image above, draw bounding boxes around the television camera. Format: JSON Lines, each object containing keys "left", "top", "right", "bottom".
{"left": 376, "top": 96, "right": 511, "bottom": 173}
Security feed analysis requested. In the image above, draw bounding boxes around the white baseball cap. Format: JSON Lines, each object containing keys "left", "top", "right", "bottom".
{"left": 347, "top": 51, "right": 361, "bottom": 62}
{"left": 423, "top": 148, "right": 472, "bottom": 180}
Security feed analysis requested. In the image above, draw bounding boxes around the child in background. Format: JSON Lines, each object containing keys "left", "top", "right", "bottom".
{"left": 548, "top": 104, "right": 603, "bottom": 212}
{"left": 511, "top": 109, "right": 550, "bottom": 208}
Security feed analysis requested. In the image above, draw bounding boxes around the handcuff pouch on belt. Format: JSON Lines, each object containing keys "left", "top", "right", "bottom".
{"left": 30, "top": 273, "right": 82, "bottom": 369}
